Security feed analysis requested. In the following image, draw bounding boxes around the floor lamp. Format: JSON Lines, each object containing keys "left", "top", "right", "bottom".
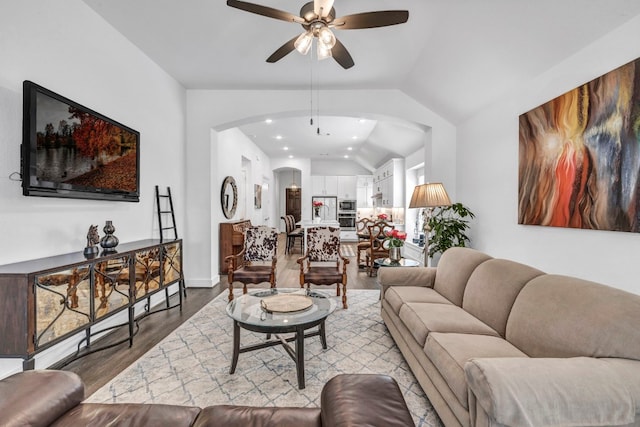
{"left": 409, "top": 183, "right": 452, "bottom": 267}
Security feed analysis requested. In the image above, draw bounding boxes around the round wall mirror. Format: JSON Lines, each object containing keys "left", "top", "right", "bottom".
{"left": 221, "top": 176, "right": 238, "bottom": 219}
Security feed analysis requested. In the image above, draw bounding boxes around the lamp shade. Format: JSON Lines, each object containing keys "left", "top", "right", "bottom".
{"left": 294, "top": 31, "right": 313, "bottom": 55}
{"left": 409, "top": 183, "right": 452, "bottom": 208}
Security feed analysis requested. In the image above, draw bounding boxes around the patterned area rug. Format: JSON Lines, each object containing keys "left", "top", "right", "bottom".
{"left": 88, "top": 290, "right": 443, "bottom": 427}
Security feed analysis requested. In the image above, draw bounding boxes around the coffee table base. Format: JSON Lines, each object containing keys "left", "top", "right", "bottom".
{"left": 229, "top": 319, "right": 328, "bottom": 389}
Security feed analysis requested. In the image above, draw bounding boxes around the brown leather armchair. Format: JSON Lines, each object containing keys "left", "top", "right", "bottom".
{"left": 225, "top": 226, "right": 278, "bottom": 301}
{"left": 297, "top": 226, "right": 349, "bottom": 309}
{"left": 0, "top": 370, "right": 415, "bottom": 427}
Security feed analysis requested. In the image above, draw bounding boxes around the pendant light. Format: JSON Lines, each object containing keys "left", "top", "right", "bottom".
{"left": 290, "top": 169, "right": 298, "bottom": 190}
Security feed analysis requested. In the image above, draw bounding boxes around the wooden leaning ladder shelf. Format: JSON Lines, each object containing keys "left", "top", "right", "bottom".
{"left": 155, "top": 185, "right": 187, "bottom": 298}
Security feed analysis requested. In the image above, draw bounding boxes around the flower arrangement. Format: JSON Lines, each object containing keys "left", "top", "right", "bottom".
{"left": 377, "top": 213, "right": 388, "bottom": 220}
{"left": 313, "top": 200, "right": 324, "bottom": 218}
{"left": 384, "top": 229, "right": 407, "bottom": 248}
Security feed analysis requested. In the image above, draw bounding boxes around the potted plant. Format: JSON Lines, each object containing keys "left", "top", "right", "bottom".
{"left": 425, "top": 203, "right": 475, "bottom": 259}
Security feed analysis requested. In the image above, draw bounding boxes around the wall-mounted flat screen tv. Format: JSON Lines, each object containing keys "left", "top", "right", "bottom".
{"left": 22, "top": 81, "right": 140, "bottom": 202}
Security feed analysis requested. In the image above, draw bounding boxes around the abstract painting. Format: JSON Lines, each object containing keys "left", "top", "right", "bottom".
{"left": 519, "top": 57, "right": 640, "bottom": 232}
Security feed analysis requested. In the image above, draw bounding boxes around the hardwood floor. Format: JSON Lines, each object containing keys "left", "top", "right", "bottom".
{"left": 62, "top": 234, "right": 379, "bottom": 396}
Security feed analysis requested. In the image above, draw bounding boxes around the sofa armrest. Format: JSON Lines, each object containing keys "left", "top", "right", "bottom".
{"left": 0, "top": 370, "right": 85, "bottom": 427}
{"left": 321, "top": 374, "right": 414, "bottom": 426}
{"left": 377, "top": 266, "right": 436, "bottom": 297}
{"left": 464, "top": 357, "right": 636, "bottom": 427}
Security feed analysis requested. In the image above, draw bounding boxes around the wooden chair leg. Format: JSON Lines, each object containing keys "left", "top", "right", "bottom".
{"left": 342, "top": 284, "right": 348, "bottom": 309}
{"left": 336, "top": 284, "right": 340, "bottom": 296}
{"left": 243, "top": 284, "right": 248, "bottom": 294}
{"left": 228, "top": 282, "right": 234, "bottom": 301}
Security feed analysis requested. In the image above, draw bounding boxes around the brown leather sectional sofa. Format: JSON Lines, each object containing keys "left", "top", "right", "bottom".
{"left": 0, "top": 370, "right": 415, "bottom": 426}
{"left": 379, "top": 247, "right": 640, "bottom": 427}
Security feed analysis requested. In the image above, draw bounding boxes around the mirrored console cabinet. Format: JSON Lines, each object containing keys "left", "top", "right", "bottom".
{"left": 0, "top": 239, "right": 184, "bottom": 370}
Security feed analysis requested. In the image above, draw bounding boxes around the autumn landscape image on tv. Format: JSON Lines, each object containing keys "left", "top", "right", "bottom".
{"left": 35, "top": 92, "right": 138, "bottom": 193}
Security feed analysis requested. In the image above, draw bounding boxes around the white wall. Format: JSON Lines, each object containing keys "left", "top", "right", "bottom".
{"left": 457, "top": 14, "right": 640, "bottom": 295}
{"left": 0, "top": 1, "right": 186, "bottom": 376}
{"left": 186, "top": 89, "right": 456, "bottom": 286}
{"left": 0, "top": 2, "right": 186, "bottom": 262}
{"left": 217, "top": 128, "right": 273, "bottom": 226}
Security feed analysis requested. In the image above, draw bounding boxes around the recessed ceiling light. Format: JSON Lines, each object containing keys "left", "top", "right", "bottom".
{"left": 283, "top": 146, "right": 289, "bottom": 151}
{"left": 359, "top": 119, "right": 366, "bottom": 123}
{"left": 352, "top": 136, "right": 358, "bottom": 140}
{"left": 265, "top": 119, "right": 273, "bottom": 124}
{"left": 344, "top": 155, "right": 349, "bottom": 159}
{"left": 276, "top": 135, "right": 283, "bottom": 140}
{"left": 347, "top": 147, "right": 353, "bottom": 151}
{"left": 288, "top": 155, "right": 294, "bottom": 158}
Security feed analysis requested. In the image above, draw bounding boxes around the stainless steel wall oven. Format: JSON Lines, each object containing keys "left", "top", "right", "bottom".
{"left": 338, "top": 212, "right": 356, "bottom": 230}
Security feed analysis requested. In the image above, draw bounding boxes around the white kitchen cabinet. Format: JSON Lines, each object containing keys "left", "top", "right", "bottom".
{"left": 356, "top": 175, "right": 373, "bottom": 208}
{"left": 373, "top": 158, "right": 405, "bottom": 208}
{"left": 311, "top": 175, "right": 338, "bottom": 196}
{"left": 337, "top": 176, "right": 357, "bottom": 200}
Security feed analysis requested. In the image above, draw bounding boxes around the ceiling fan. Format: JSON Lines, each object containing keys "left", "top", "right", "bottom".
{"left": 226, "top": 0, "right": 409, "bottom": 69}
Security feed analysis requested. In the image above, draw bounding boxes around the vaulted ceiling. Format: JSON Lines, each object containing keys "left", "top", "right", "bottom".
{"left": 83, "top": 0, "right": 640, "bottom": 169}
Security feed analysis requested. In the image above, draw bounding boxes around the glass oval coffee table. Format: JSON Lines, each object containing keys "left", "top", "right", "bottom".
{"left": 226, "top": 288, "right": 336, "bottom": 389}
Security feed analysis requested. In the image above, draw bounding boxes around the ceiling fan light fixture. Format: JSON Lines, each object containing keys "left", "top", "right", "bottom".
{"left": 317, "top": 40, "right": 332, "bottom": 60}
{"left": 294, "top": 31, "right": 313, "bottom": 55}
{"left": 317, "top": 26, "right": 336, "bottom": 48}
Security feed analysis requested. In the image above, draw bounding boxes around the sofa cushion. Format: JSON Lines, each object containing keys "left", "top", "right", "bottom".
{"left": 385, "top": 286, "right": 452, "bottom": 315}
{"left": 399, "top": 303, "right": 499, "bottom": 347}
{"left": 433, "top": 248, "right": 492, "bottom": 306}
{"left": 462, "top": 258, "right": 544, "bottom": 337}
{"left": 600, "top": 358, "right": 640, "bottom": 417}
{"left": 321, "top": 374, "right": 415, "bottom": 427}
{"left": 51, "top": 403, "right": 202, "bottom": 427}
{"left": 193, "top": 406, "right": 321, "bottom": 427}
{"left": 425, "top": 333, "right": 528, "bottom": 410}
{"left": 507, "top": 274, "right": 640, "bottom": 359}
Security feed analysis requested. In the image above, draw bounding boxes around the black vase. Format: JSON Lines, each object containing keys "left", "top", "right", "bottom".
{"left": 100, "top": 220, "right": 119, "bottom": 254}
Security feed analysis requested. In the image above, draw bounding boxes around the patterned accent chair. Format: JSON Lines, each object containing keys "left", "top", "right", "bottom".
{"left": 281, "top": 215, "right": 303, "bottom": 254}
{"left": 356, "top": 218, "right": 373, "bottom": 269}
{"left": 297, "top": 226, "right": 349, "bottom": 309}
{"left": 225, "top": 226, "right": 278, "bottom": 301}
{"left": 367, "top": 220, "right": 394, "bottom": 277}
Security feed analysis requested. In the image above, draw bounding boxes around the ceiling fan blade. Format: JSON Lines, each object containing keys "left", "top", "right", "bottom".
{"left": 331, "top": 38, "right": 354, "bottom": 69}
{"left": 333, "top": 11, "right": 409, "bottom": 30}
{"left": 314, "top": 0, "right": 335, "bottom": 18}
{"left": 266, "top": 36, "right": 298, "bottom": 63}
{"left": 227, "top": 0, "right": 304, "bottom": 24}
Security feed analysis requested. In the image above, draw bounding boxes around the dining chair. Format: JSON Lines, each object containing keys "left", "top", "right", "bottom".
{"left": 282, "top": 215, "right": 303, "bottom": 254}
{"left": 297, "top": 226, "right": 349, "bottom": 309}
{"left": 225, "top": 225, "right": 278, "bottom": 301}
{"left": 367, "top": 220, "right": 394, "bottom": 276}
{"left": 356, "top": 218, "right": 373, "bottom": 269}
